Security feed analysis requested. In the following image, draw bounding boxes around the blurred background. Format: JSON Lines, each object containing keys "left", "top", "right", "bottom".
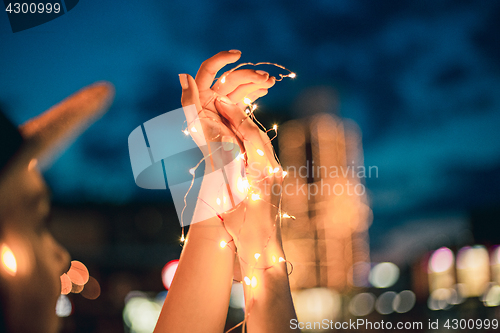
{"left": 1, "top": 0, "right": 500, "bottom": 332}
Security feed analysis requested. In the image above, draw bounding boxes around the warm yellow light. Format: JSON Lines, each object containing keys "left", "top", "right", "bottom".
{"left": 254, "top": 253, "right": 261, "bottom": 260}
{"left": 1, "top": 244, "right": 17, "bottom": 276}
{"left": 268, "top": 166, "right": 274, "bottom": 175}
{"left": 243, "top": 97, "right": 252, "bottom": 105}
{"left": 256, "top": 149, "right": 264, "bottom": 156}
{"left": 282, "top": 171, "right": 288, "bottom": 177}
{"left": 273, "top": 124, "right": 277, "bottom": 131}
{"left": 289, "top": 73, "right": 296, "bottom": 78}
{"left": 244, "top": 276, "right": 251, "bottom": 285}
{"left": 252, "top": 104, "right": 257, "bottom": 111}
{"left": 221, "top": 76, "right": 226, "bottom": 84}
{"left": 272, "top": 256, "right": 277, "bottom": 263}
{"left": 279, "top": 257, "right": 285, "bottom": 263}
{"left": 191, "top": 127, "right": 197, "bottom": 133}
{"left": 245, "top": 109, "right": 251, "bottom": 115}
{"left": 251, "top": 194, "right": 260, "bottom": 201}
{"left": 216, "top": 198, "right": 221, "bottom": 205}
{"left": 251, "top": 276, "right": 258, "bottom": 288}
{"left": 183, "top": 129, "right": 189, "bottom": 135}
{"left": 220, "top": 241, "right": 227, "bottom": 248}
{"left": 180, "top": 235, "right": 185, "bottom": 243}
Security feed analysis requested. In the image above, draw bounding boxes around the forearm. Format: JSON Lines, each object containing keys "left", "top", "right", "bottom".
{"left": 238, "top": 237, "right": 297, "bottom": 333}
{"left": 154, "top": 217, "right": 235, "bottom": 333}
{"left": 234, "top": 201, "right": 297, "bottom": 333}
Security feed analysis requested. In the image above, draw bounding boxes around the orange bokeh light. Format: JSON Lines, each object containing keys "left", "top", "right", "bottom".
{"left": 1, "top": 244, "right": 17, "bottom": 276}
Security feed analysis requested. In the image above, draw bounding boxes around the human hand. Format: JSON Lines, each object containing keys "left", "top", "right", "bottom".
{"left": 179, "top": 50, "right": 275, "bottom": 159}
{"left": 179, "top": 51, "right": 279, "bottom": 225}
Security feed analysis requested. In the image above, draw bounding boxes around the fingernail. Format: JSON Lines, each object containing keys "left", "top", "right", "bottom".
{"left": 228, "top": 50, "right": 241, "bottom": 54}
{"left": 218, "top": 96, "right": 234, "bottom": 104}
{"left": 179, "top": 74, "right": 189, "bottom": 89}
{"left": 256, "top": 70, "right": 268, "bottom": 76}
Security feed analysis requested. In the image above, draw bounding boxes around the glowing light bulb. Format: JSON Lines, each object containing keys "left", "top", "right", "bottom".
{"left": 221, "top": 76, "right": 226, "bottom": 84}
{"left": 252, "top": 104, "right": 257, "bottom": 111}
{"left": 251, "top": 276, "right": 258, "bottom": 288}
{"left": 191, "top": 127, "right": 197, "bottom": 133}
{"left": 244, "top": 276, "right": 251, "bottom": 285}
{"left": 273, "top": 124, "right": 277, "bottom": 131}
{"left": 256, "top": 149, "right": 264, "bottom": 156}
{"left": 279, "top": 257, "right": 285, "bottom": 262}
{"left": 220, "top": 241, "right": 227, "bottom": 248}
{"left": 254, "top": 253, "right": 261, "bottom": 260}
{"left": 251, "top": 194, "right": 260, "bottom": 201}
{"left": 243, "top": 97, "right": 252, "bottom": 105}
{"left": 289, "top": 73, "right": 296, "bottom": 78}
{"left": 1, "top": 244, "right": 17, "bottom": 276}
{"left": 180, "top": 235, "right": 185, "bottom": 243}
{"left": 183, "top": 129, "right": 189, "bottom": 135}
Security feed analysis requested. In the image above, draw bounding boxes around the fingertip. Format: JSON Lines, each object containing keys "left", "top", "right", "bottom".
{"left": 179, "top": 74, "right": 189, "bottom": 89}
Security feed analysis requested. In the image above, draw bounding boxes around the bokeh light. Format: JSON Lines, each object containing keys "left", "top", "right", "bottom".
{"left": 483, "top": 284, "right": 500, "bottom": 307}
{"left": 1, "top": 243, "right": 17, "bottom": 276}
{"left": 348, "top": 293, "right": 375, "bottom": 316}
{"left": 81, "top": 276, "right": 101, "bottom": 300}
{"left": 428, "top": 288, "right": 454, "bottom": 311}
{"left": 161, "top": 259, "right": 179, "bottom": 290}
{"left": 456, "top": 245, "right": 490, "bottom": 297}
{"left": 55, "top": 295, "right": 72, "bottom": 317}
{"left": 375, "top": 291, "right": 396, "bottom": 315}
{"left": 429, "top": 247, "right": 454, "bottom": 273}
{"left": 292, "top": 288, "right": 341, "bottom": 324}
{"left": 67, "top": 260, "right": 89, "bottom": 286}
{"left": 369, "top": 262, "right": 399, "bottom": 288}
{"left": 60, "top": 273, "right": 72, "bottom": 295}
{"left": 393, "top": 290, "right": 416, "bottom": 313}
{"left": 123, "top": 294, "right": 162, "bottom": 333}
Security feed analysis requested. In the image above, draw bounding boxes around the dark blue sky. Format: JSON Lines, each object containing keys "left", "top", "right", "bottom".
{"left": 1, "top": 0, "right": 499, "bottom": 248}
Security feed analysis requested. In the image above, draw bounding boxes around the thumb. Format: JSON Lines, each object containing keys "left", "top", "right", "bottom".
{"left": 179, "top": 74, "right": 202, "bottom": 112}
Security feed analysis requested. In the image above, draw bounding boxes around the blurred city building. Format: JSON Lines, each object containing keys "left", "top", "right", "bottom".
{"left": 280, "top": 87, "right": 372, "bottom": 292}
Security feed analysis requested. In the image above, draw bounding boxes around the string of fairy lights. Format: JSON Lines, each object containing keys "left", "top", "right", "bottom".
{"left": 181, "top": 62, "right": 296, "bottom": 333}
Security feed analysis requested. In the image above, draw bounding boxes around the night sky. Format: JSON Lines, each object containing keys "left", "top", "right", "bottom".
{"left": 1, "top": 0, "right": 500, "bottom": 252}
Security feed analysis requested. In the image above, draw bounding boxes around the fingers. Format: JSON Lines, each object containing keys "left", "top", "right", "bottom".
{"left": 215, "top": 96, "right": 260, "bottom": 142}
{"left": 228, "top": 76, "right": 275, "bottom": 104}
{"left": 235, "top": 89, "right": 269, "bottom": 110}
{"left": 212, "top": 69, "right": 269, "bottom": 95}
{"left": 195, "top": 50, "right": 242, "bottom": 92}
{"left": 180, "top": 74, "right": 202, "bottom": 112}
